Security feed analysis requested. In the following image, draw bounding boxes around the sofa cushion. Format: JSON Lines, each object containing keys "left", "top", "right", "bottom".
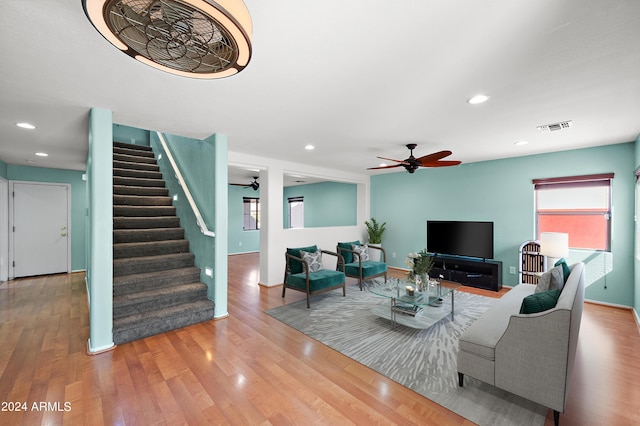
{"left": 555, "top": 258, "right": 571, "bottom": 283}
{"left": 287, "top": 245, "right": 318, "bottom": 274}
{"left": 458, "top": 284, "right": 535, "bottom": 361}
{"left": 301, "top": 250, "right": 323, "bottom": 272}
{"left": 519, "top": 289, "right": 561, "bottom": 314}
{"left": 535, "top": 265, "right": 565, "bottom": 293}
{"left": 351, "top": 244, "right": 370, "bottom": 262}
{"left": 286, "top": 269, "right": 345, "bottom": 291}
{"left": 337, "top": 240, "right": 360, "bottom": 264}
{"left": 344, "top": 261, "right": 387, "bottom": 278}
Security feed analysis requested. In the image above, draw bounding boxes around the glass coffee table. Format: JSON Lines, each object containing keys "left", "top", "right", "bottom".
{"left": 368, "top": 279, "right": 462, "bottom": 329}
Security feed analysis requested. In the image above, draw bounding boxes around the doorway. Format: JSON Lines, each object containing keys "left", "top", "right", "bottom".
{"left": 9, "top": 181, "right": 71, "bottom": 278}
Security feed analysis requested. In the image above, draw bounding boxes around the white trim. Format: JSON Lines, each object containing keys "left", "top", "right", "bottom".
{"left": 87, "top": 338, "right": 115, "bottom": 354}
{"left": 633, "top": 307, "right": 639, "bottom": 332}
{"left": 584, "top": 298, "right": 633, "bottom": 309}
{"left": 156, "top": 132, "right": 215, "bottom": 237}
{"left": 0, "top": 177, "right": 8, "bottom": 281}
{"left": 8, "top": 180, "right": 72, "bottom": 279}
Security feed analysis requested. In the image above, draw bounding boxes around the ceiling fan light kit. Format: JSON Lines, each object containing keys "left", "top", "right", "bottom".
{"left": 368, "top": 144, "right": 461, "bottom": 174}
{"left": 82, "top": 0, "right": 252, "bottom": 78}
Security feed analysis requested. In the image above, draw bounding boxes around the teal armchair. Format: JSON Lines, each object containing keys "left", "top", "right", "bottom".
{"left": 337, "top": 241, "right": 388, "bottom": 290}
{"left": 283, "top": 245, "right": 346, "bottom": 308}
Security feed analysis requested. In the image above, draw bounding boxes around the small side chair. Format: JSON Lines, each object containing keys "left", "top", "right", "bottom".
{"left": 283, "top": 245, "right": 346, "bottom": 308}
{"left": 337, "top": 240, "right": 388, "bottom": 290}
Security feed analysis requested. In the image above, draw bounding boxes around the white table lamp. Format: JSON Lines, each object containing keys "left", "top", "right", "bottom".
{"left": 539, "top": 232, "right": 569, "bottom": 270}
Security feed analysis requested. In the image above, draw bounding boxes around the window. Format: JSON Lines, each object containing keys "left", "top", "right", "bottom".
{"left": 533, "top": 173, "right": 613, "bottom": 251}
{"left": 288, "top": 196, "right": 304, "bottom": 228}
{"left": 243, "top": 197, "right": 260, "bottom": 230}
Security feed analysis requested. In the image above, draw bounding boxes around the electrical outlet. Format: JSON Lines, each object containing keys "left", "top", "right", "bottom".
{"left": 392, "top": 252, "right": 396, "bottom": 258}
{"left": 239, "top": 241, "right": 242, "bottom": 246}
{"left": 205, "top": 267, "right": 213, "bottom": 277}
{"left": 509, "top": 266, "right": 516, "bottom": 275}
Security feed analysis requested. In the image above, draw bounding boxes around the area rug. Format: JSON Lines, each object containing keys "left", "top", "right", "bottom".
{"left": 266, "top": 283, "right": 547, "bottom": 426}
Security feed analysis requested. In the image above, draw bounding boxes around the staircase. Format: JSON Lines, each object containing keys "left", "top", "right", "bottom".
{"left": 112, "top": 141, "right": 215, "bottom": 345}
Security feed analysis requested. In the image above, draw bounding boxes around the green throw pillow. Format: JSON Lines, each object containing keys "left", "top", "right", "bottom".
{"left": 554, "top": 258, "right": 571, "bottom": 283}
{"left": 337, "top": 240, "right": 360, "bottom": 264}
{"left": 520, "top": 289, "right": 561, "bottom": 314}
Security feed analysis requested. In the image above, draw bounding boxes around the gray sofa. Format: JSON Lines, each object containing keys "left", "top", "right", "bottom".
{"left": 457, "top": 262, "right": 585, "bottom": 426}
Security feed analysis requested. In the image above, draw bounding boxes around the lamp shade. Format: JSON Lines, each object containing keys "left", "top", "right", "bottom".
{"left": 539, "top": 232, "right": 569, "bottom": 258}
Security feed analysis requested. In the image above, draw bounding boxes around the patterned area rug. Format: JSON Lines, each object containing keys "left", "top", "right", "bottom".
{"left": 266, "top": 283, "right": 547, "bottom": 426}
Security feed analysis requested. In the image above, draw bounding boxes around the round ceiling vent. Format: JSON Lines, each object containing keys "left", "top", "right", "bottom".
{"left": 83, "top": 0, "right": 252, "bottom": 78}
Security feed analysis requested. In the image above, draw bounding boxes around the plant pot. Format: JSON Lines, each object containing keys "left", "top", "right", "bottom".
{"left": 368, "top": 243, "right": 381, "bottom": 262}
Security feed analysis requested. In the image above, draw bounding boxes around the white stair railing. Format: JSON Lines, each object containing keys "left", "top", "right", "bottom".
{"left": 156, "top": 132, "right": 215, "bottom": 237}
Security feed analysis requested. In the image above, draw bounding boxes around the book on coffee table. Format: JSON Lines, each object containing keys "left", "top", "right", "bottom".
{"left": 394, "top": 303, "right": 423, "bottom": 316}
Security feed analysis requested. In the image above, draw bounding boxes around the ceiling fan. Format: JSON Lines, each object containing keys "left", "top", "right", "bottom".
{"left": 230, "top": 176, "right": 259, "bottom": 191}
{"left": 368, "top": 144, "right": 461, "bottom": 174}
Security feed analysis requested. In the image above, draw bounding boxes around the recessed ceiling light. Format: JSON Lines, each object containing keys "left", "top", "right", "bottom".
{"left": 35, "top": 152, "right": 48, "bottom": 157}
{"left": 514, "top": 140, "right": 529, "bottom": 146}
{"left": 467, "top": 94, "right": 490, "bottom": 104}
{"left": 305, "top": 144, "right": 315, "bottom": 150}
{"left": 17, "top": 122, "right": 36, "bottom": 129}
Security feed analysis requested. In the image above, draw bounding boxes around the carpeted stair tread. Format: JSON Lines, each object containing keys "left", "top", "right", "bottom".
{"left": 113, "top": 300, "right": 215, "bottom": 345}
{"left": 114, "top": 185, "right": 169, "bottom": 197}
{"left": 113, "top": 252, "right": 195, "bottom": 277}
{"left": 113, "top": 267, "right": 201, "bottom": 295}
{"left": 114, "top": 152, "right": 158, "bottom": 164}
{"left": 114, "top": 216, "right": 181, "bottom": 229}
{"left": 113, "top": 282, "right": 208, "bottom": 319}
{"left": 114, "top": 176, "right": 166, "bottom": 187}
{"left": 113, "top": 194, "right": 173, "bottom": 206}
{"left": 113, "top": 167, "right": 163, "bottom": 180}
{"left": 114, "top": 227, "right": 184, "bottom": 243}
{"left": 113, "top": 239, "right": 190, "bottom": 258}
{"left": 113, "top": 159, "right": 160, "bottom": 172}
{"left": 113, "top": 143, "right": 154, "bottom": 156}
{"left": 114, "top": 205, "right": 176, "bottom": 217}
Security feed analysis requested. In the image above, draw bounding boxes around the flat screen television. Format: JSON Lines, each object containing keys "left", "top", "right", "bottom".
{"left": 427, "top": 220, "right": 494, "bottom": 259}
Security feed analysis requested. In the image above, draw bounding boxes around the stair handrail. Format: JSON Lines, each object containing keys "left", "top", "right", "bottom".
{"left": 156, "top": 132, "right": 215, "bottom": 238}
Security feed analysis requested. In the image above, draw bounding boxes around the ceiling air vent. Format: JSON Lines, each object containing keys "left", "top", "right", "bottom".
{"left": 537, "top": 120, "right": 572, "bottom": 133}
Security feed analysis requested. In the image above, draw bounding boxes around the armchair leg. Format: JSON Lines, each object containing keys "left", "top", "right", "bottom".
{"left": 306, "top": 294, "right": 310, "bottom": 309}
{"left": 458, "top": 372, "right": 464, "bottom": 387}
{"left": 553, "top": 410, "right": 559, "bottom": 426}
{"left": 282, "top": 285, "right": 286, "bottom": 298}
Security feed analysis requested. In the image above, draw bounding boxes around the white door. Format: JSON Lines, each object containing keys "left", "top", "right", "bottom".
{"left": 11, "top": 182, "right": 70, "bottom": 278}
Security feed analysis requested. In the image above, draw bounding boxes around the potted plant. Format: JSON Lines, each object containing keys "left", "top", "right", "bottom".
{"left": 365, "top": 218, "right": 386, "bottom": 261}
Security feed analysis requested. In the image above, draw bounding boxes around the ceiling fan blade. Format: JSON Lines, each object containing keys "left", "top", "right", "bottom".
{"left": 415, "top": 150, "right": 453, "bottom": 165}
{"left": 421, "top": 160, "right": 462, "bottom": 167}
{"left": 230, "top": 183, "right": 250, "bottom": 186}
{"left": 367, "top": 164, "right": 404, "bottom": 170}
{"left": 376, "top": 156, "right": 410, "bottom": 165}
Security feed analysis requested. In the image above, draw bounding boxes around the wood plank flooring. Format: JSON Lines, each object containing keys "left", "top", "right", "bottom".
{"left": 0, "top": 252, "right": 638, "bottom": 425}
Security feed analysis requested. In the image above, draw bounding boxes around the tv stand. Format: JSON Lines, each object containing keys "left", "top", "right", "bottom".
{"left": 429, "top": 255, "right": 502, "bottom": 292}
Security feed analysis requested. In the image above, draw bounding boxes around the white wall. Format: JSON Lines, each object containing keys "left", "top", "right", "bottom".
{"left": 228, "top": 151, "right": 370, "bottom": 286}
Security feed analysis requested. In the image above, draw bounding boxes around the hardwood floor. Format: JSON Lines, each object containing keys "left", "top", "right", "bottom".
{"left": 0, "top": 253, "right": 638, "bottom": 425}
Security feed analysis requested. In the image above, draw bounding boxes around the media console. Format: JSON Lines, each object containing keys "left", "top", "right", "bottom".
{"left": 428, "top": 255, "right": 502, "bottom": 292}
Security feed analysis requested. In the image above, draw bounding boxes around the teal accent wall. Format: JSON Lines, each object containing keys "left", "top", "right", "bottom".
{"left": 283, "top": 181, "right": 357, "bottom": 228}
{"left": 7, "top": 165, "right": 87, "bottom": 272}
{"left": 113, "top": 123, "right": 151, "bottom": 147}
{"left": 86, "top": 107, "right": 114, "bottom": 352}
{"left": 371, "top": 143, "right": 635, "bottom": 307}
{"left": 228, "top": 185, "right": 260, "bottom": 254}
{"left": 0, "top": 159, "right": 7, "bottom": 178}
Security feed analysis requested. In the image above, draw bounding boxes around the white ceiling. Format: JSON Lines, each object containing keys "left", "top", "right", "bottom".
{"left": 1, "top": 1, "right": 639, "bottom": 178}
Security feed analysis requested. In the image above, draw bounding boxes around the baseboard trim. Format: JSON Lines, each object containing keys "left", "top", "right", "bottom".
{"left": 633, "top": 308, "right": 640, "bottom": 335}
{"left": 214, "top": 313, "right": 230, "bottom": 320}
{"left": 259, "top": 282, "right": 282, "bottom": 288}
{"left": 86, "top": 339, "right": 115, "bottom": 355}
{"left": 584, "top": 298, "right": 632, "bottom": 310}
